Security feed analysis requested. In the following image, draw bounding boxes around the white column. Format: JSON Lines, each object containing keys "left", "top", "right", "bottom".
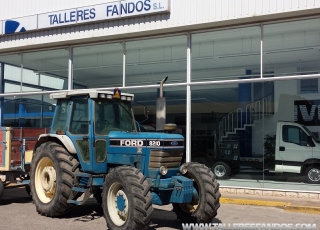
{"left": 122, "top": 42, "right": 126, "bottom": 87}
{"left": 68, "top": 47, "right": 73, "bottom": 90}
{"left": 186, "top": 33, "right": 192, "bottom": 163}
{"left": 260, "top": 25, "right": 263, "bottom": 79}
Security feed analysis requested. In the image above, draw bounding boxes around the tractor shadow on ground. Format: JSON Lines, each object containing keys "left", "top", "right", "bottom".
{"left": 63, "top": 201, "right": 222, "bottom": 229}
{"left": 0, "top": 187, "right": 33, "bottom": 206}
{"left": 63, "top": 198, "right": 104, "bottom": 222}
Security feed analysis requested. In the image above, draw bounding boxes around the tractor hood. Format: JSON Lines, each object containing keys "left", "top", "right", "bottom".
{"left": 106, "top": 131, "right": 185, "bottom": 173}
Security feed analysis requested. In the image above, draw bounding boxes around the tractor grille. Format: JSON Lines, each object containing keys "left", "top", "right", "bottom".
{"left": 149, "top": 150, "right": 183, "bottom": 169}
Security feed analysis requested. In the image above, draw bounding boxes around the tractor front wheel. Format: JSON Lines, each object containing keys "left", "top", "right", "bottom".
{"left": 30, "top": 142, "right": 80, "bottom": 216}
{"left": 173, "top": 163, "right": 221, "bottom": 223}
{"left": 102, "top": 166, "right": 153, "bottom": 230}
{"left": 0, "top": 179, "right": 3, "bottom": 202}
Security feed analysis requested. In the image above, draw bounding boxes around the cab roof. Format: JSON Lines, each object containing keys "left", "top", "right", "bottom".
{"left": 50, "top": 89, "right": 134, "bottom": 100}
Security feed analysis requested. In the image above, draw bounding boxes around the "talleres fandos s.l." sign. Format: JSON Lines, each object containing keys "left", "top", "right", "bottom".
{"left": 2, "top": 0, "right": 170, "bottom": 35}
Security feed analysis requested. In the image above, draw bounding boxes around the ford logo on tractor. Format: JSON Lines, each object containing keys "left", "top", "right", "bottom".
{"left": 120, "top": 139, "right": 144, "bottom": 146}
{"left": 171, "top": 141, "right": 178, "bottom": 146}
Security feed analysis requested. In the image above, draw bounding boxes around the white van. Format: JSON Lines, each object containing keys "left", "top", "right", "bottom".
{"left": 271, "top": 121, "right": 320, "bottom": 183}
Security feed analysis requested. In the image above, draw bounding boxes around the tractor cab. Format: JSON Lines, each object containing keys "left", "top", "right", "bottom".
{"left": 49, "top": 88, "right": 137, "bottom": 173}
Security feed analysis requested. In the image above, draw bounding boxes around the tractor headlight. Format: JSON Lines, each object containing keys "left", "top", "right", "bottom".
{"left": 179, "top": 163, "right": 188, "bottom": 175}
{"left": 159, "top": 166, "right": 168, "bottom": 175}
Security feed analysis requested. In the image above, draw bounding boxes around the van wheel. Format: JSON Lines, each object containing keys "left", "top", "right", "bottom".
{"left": 212, "top": 162, "right": 231, "bottom": 179}
{"left": 305, "top": 166, "right": 320, "bottom": 184}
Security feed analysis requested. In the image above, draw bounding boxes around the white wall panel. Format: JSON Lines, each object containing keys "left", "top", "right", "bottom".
{"left": 1, "top": 0, "right": 320, "bottom": 52}
{"left": 0, "top": 0, "right": 118, "bottom": 20}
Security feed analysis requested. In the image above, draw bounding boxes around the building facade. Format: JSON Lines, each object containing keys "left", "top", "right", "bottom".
{"left": 1, "top": 0, "right": 320, "bottom": 192}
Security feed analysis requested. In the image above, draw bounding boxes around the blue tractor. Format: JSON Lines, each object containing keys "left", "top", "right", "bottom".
{"left": 29, "top": 83, "right": 221, "bottom": 229}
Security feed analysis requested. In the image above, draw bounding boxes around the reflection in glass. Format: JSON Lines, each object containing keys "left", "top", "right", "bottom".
{"left": 264, "top": 19, "right": 320, "bottom": 77}
{"left": 23, "top": 49, "right": 68, "bottom": 90}
{"left": 126, "top": 36, "right": 187, "bottom": 86}
{"left": 192, "top": 27, "right": 261, "bottom": 81}
{"left": 3, "top": 95, "right": 54, "bottom": 128}
{"left": 74, "top": 43, "right": 123, "bottom": 88}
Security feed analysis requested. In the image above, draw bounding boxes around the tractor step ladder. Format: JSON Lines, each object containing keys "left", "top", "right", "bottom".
{"left": 67, "top": 172, "right": 93, "bottom": 205}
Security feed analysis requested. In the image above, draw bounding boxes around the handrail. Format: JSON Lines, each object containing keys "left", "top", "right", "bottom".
{"left": 237, "top": 108, "right": 242, "bottom": 128}
{"left": 227, "top": 112, "right": 233, "bottom": 132}
{"left": 219, "top": 121, "right": 222, "bottom": 140}
{"left": 246, "top": 104, "right": 251, "bottom": 124}
{"left": 219, "top": 95, "right": 272, "bottom": 141}
{"left": 255, "top": 101, "right": 260, "bottom": 120}
{"left": 222, "top": 116, "right": 226, "bottom": 137}
{"left": 263, "top": 98, "right": 267, "bottom": 116}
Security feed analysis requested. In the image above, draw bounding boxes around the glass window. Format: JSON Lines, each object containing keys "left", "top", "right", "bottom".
{"left": 3, "top": 95, "right": 54, "bottom": 128}
{"left": 95, "top": 140, "right": 107, "bottom": 163}
{"left": 95, "top": 99, "right": 135, "bottom": 135}
{"left": 51, "top": 100, "right": 69, "bottom": 132}
{"left": 130, "top": 86, "right": 186, "bottom": 133}
{"left": 0, "top": 50, "right": 68, "bottom": 93}
{"left": 23, "top": 49, "right": 68, "bottom": 91}
{"left": 40, "top": 74, "right": 65, "bottom": 89}
{"left": 69, "top": 99, "right": 89, "bottom": 134}
{"left": 126, "top": 36, "right": 187, "bottom": 86}
{"left": 283, "top": 125, "right": 308, "bottom": 146}
{"left": 264, "top": 19, "right": 320, "bottom": 77}
{"left": 191, "top": 84, "right": 264, "bottom": 179}
{"left": 199, "top": 76, "right": 320, "bottom": 191}
{"left": 192, "top": 27, "right": 261, "bottom": 82}
{"left": 73, "top": 43, "right": 123, "bottom": 89}
{"left": 300, "top": 78, "right": 318, "bottom": 94}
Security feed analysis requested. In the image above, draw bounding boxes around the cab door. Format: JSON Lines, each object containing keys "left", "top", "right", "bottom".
{"left": 278, "top": 124, "right": 313, "bottom": 173}
{"left": 67, "top": 98, "right": 92, "bottom": 172}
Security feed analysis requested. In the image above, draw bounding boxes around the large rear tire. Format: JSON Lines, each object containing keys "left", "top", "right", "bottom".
{"left": 173, "top": 163, "right": 221, "bottom": 223}
{"left": 0, "top": 179, "right": 3, "bottom": 202}
{"left": 102, "top": 166, "right": 153, "bottom": 230}
{"left": 30, "top": 142, "right": 80, "bottom": 216}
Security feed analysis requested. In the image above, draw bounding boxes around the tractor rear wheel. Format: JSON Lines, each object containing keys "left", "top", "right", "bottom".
{"left": 102, "top": 166, "right": 153, "bottom": 230}
{"left": 173, "top": 163, "right": 221, "bottom": 223}
{"left": 0, "top": 179, "right": 3, "bottom": 202}
{"left": 30, "top": 142, "right": 80, "bottom": 216}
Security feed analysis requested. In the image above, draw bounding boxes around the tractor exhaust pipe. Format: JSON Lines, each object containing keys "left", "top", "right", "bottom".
{"left": 156, "top": 77, "right": 168, "bottom": 131}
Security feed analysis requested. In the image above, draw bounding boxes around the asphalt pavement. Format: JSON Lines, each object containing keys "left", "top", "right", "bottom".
{"left": 0, "top": 185, "right": 320, "bottom": 230}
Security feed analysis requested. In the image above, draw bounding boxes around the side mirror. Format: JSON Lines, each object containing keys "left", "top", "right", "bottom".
{"left": 307, "top": 136, "right": 315, "bottom": 147}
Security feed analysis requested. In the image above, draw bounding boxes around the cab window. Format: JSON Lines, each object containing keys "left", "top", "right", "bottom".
{"left": 282, "top": 125, "right": 308, "bottom": 146}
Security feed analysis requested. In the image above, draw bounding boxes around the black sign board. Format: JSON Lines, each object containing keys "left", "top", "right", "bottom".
{"left": 294, "top": 100, "right": 320, "bottom": 126}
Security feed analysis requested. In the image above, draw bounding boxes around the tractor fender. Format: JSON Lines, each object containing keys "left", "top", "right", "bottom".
{"left": 34, "top": 134, "right": 77, "bottom": 154}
